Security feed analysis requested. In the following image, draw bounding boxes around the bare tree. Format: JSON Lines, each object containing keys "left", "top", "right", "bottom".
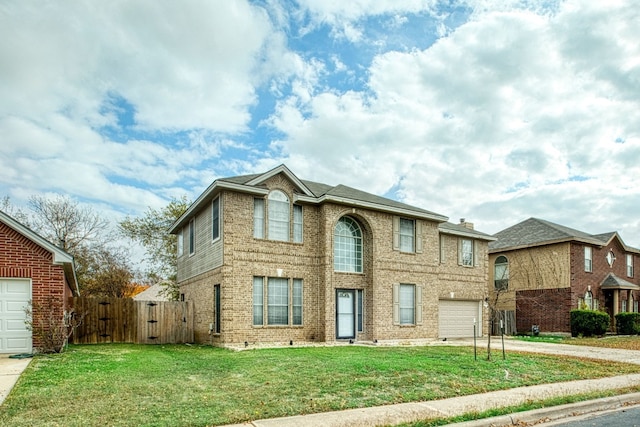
{"left": 81, "top": 246, "right": 135, "bottom": 298}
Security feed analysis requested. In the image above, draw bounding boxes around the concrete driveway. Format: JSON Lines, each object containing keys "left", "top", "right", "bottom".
{"left": 0, "top": 354, "right": 32, "bottom": 405}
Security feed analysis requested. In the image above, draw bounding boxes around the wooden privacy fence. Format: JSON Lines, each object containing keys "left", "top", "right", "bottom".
{"left": 70, "top": 297, "right": 194, "bottom": 345}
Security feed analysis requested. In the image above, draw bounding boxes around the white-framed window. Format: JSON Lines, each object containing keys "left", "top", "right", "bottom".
{"left": 627, "top": 254, "right": 634, "bottom": 277}
{"left": 212, "top": 197, "right": 220, "bottom": 241}
{"left": 177, "top": 229, "right": 184, "bottom": 257}
{"left": 334, "top": 216, "right": 363, "bottom": 273}
{"left": 253, "top": 191, "right": 303, "bottom": 243}
{"left": 622, "top": 299, "right": 628, "bottom": 313}
{"left": 252, "top": 277, "right": 303, "bottom": 326}
{"left": 494, "top": 255, "right": 509, "bottom": 290}
{"left": 439, "top": 234, "right": 446, "bottom": 263}
{"left": 584, "top": 247, "right": 592, "bottom": 272}
{"left": 399, "top": 218, "right": 415, "bottom": 252}
{"left": 357, "top": 289, "right": 364, "bottom": 333}
{"left": 584, "top": 291, "right": 593, "bottom": 310}
{"left": 188, "top": 218, "right": 195, "bottom": 255}
{"left": 393, "top": 283, "right": 422, "bottom": 326}
{"left": 293, "top": 205, "right": 303, "bottom": 243}
{"left": 459, "top": 238, "right": 474, "bottom": 267}
{"left": 254, "top": 198, "right": 265, "bottom": 238}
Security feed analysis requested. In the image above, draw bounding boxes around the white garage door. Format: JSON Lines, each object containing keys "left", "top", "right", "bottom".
{"left": 0, "top": 279, "right": 32, "bottom": 353}
{"left": 439, "top": 300, "right": 481, "bottom": 339}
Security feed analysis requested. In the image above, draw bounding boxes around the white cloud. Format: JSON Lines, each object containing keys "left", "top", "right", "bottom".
{"left": 271, "top": 0, "right": 640, "bottom": 244}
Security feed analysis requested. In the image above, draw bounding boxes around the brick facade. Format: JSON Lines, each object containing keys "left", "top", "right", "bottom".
{"left": 489, "top": 218, "right": 640, "bottom": 334}
{"left": 0, "top": 220, "right": 76, "bottom": 350}
{"left": 175, "top": 167, "right": 493, "bottom": 346}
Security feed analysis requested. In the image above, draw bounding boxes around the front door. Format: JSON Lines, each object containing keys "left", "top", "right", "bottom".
{"left": 336, "top": 289, "right": 355, "bottom": 339}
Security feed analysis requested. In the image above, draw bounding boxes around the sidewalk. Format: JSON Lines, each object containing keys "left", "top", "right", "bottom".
{"left": 0, "top": 354, "right": 32, "bottom": 405}
{"left": 223, "top": 338, "right": 640, "bottom": 427}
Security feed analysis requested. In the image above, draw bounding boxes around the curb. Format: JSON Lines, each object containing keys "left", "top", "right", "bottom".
{"left": 449, "top": 392, "right": 640, "bottom": 426}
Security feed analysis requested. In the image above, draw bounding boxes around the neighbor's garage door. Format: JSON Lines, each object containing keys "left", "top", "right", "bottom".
{"left": 438, "top": 300, "right": 481, "bottom": 339}
{"left": 0, "top": 279, "right": 32, "bottom": 353}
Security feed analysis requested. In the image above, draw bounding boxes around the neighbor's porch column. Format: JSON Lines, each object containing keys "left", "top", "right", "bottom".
{"left": 627, "top": 290, "right": 632, "bottom": 312}
{"left": 613, "top": 289, "right": 620, "bottom": 318}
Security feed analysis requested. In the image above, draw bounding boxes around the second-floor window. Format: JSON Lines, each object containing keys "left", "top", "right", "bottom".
{"left": 188, "top": 218, "right": 195, "bottom": 255}
{"left": 177, "top": 229, "right": 184, "bottom": 257}
{"left": 212, "top": 197, "right": 220, "bottom": 241}
{"left": 334, "top": 216, "right": 362, "bottom": 273}
{"left": 494, "top": 255, "right": 509, "bottom": 290}
{"left": 253, "top": 190, "right": 303, "bottom": 242}
{"left": 584, "top": 246, "right": 592, "bottom": 272}
{"left": 627, "top": 254, "right": 634, "bottom": 277}
{"left": 459, "top": 238, "right": 474, "bottom": 267}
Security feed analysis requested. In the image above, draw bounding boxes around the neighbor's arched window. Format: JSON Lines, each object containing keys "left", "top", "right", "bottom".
{"left": 584, "top": 291, "right": 593, "bottom": 310}
{"left": 334, "top": 216, "right": 362, "bottom": 273}
{"left": 494, "top": 255, "right": 509, "bottom": 291}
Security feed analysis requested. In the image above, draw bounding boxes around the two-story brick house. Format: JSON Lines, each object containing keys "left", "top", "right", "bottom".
{"left": 169, "top": 165, "right": 494, "bottom": 346}
{"left": 489, "top": 218, "right": 640, "bottom": 334}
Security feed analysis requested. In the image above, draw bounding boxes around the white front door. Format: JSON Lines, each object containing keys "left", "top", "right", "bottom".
{"left": 336, "top": 290, "right": 355, "bottom": 339}
{"left": 0, "top": 279, "right": 32, "bottom": 353}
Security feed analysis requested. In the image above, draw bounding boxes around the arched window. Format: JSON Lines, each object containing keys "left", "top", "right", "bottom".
{"left": 494, "top": 255, "right": 509, "bottom": 290}
{"left": 584, "top": 291, "right": 593, "bottom": 310}
{"left": 268, "top": 190, "right": 289, "bottom": 241}
{"left": 334, "top": 216, "right": 362, "bottom": 273}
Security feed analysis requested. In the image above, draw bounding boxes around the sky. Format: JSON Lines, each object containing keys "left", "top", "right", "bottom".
{"left": 1, "top": 0, "right": 640, "bottom": 250}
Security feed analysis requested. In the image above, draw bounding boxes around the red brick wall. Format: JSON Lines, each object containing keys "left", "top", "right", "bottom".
{"left": 516, "top": 287, "right": 572, "bottom": 333}
{"left": 0, "top": 222, "right": 71, "bottom": 349}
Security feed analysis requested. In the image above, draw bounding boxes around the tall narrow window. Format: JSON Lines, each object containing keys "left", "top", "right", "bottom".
{"left": 268, "top": 190, "right": 289, "bottom": 241}
{"left": 268, "top": 277, "right": 289, "bottom": 325}
{"left": 334, "top": 216, "right": 363, "bottom": 273}
{"left": 357, "top": 289, "right": 364, "bottom": 333}
{"left": 459, "top": 239, "right": 473, "bottom": 266}
{"left": 584, "top": 247, "right": 593, "bottom": 272}
{"left": 254, "top": 198, "right": 265, "bottom": 238}
{"left": 214, "top": 284, "right": 221, "bottom": 334}
{"left": 292, "top": 279, "right": 303, "bottom": 325}
{"left": 494, "top": 256, "right": 509, "bottom": 290}
{"left": 627, "top": 254, "right": 634, "bottom": 277}
{"left": 399, "top": 218, "right": 415, "bottom": 253}
{"left": 177, "top": 229, "right": 184, "bottom": 257}
{"left": 293, "top": 204, "right": 303, "bottom": 243}
{"left": 253, "top": 277, "right": 264, "bottom": 325}
{"left": 189, "top": 218, "right": 195, "bottom": 255}
{"left": 212, "top": 197, "right": 220, "bottom": 241}
{"left": 399, "top": 284, "right": 415, "bottom": 325}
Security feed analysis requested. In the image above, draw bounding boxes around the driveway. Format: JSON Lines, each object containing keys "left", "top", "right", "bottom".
{"left": 0, "top": 355, "right": 32, "bottom": 405}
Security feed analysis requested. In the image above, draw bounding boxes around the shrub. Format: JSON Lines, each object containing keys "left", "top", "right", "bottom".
{"left": 570, "top": 309, "right": 610, "bottom": 337}
{"left": 24, "top": 297, "right": 85, "bottom": 353}
{"left": 615, "top": 312, "right": 640, "bottom": 335}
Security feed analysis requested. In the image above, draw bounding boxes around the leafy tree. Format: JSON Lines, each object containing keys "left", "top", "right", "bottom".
{"left": 119, "top": 196, "right": 189, "bottom": 300}
{"left": 2, "top": 195, "right": 136, "bottom": 296}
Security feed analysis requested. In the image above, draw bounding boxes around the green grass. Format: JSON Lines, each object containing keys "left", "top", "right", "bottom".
{"left": 2, "top": 344, "right": 639, "bottom": 427}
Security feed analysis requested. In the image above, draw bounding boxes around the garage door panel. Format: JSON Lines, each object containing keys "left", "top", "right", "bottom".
{"left": 0, "top": 279, "right": 32, "bottom": 353}
{"left": 439, "top": 300, "right": 481, "bottom": 339}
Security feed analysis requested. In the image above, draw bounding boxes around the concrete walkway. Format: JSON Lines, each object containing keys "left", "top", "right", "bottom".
{"left": 223, "top": 337, "right": 640, "bottom": 427}
{"left": 0, "top": 354, "right": 32, "bottom": 405}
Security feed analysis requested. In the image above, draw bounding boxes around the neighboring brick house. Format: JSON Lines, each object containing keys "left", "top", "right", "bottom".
{"left": 0, "top": 210, "right": 79, "bottom": 353}
{"left": 489, "top": 218, "right": 640, "bottom": 334}
{"left": 169, "top": 165, "right": 494, "bottom": 346}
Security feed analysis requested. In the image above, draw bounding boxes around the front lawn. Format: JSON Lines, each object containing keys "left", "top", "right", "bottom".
{"left": 2, "top": 344, "right": 639, "bottom": 427}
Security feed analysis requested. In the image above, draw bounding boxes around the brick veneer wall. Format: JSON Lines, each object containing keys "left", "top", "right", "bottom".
{"left": 180, "top": 172, "right": 490, "bottom": 346}
{"left": 0, "top": 222, "right": 72, "bottom": 350}
{"left": 516, "top": 287, "right": 572, "bottom": 333}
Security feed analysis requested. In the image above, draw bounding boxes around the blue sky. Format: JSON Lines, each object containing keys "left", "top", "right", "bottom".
{"left": 1, "top": 0, "right": 640, "bottom": 247}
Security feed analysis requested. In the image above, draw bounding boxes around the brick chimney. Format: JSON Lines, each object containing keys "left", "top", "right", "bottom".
{"left": 459, "top": 218, "right": 474, "bottom": 230}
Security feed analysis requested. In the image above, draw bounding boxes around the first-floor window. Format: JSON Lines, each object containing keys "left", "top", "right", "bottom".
{"left": 393, "top": 283, "right": 422, "bottom": 326}
{"left": 253, "top": 277, "right": 303, "bottom": 326}
{"left": 214, "top": 284, "right": 221, "bottom": 334}
{"left": 357, "top": 289, "right": 363, "bottom": 332}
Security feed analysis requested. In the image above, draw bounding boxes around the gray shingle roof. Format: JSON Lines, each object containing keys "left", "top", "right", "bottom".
{"left": 601, "top": 273, "right": 640, "bottom": 290}
{"left": 439, "top": 221, "right": 496, "bottom": 241}
{"left": 489, "top": 218, "right": 606, "bottom": 251}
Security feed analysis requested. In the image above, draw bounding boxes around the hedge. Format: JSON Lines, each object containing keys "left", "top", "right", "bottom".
{"left": 615, "top": 312, "right": 640, "bottom": 335}
{"left": 570, "top": 309, "right": 610, "bottom": 337}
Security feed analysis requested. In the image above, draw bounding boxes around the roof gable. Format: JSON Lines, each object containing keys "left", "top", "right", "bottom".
{"left": 490, "top": 218, "right": 606, "bottom": 252}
